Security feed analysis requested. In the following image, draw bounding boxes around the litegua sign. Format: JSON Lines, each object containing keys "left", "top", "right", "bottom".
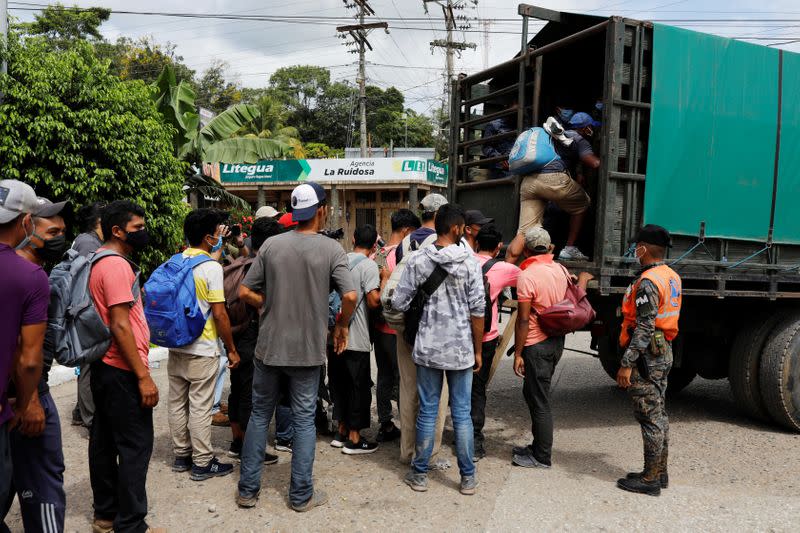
{"left": 217, "top": 158, "right": 448, "bottom": 186}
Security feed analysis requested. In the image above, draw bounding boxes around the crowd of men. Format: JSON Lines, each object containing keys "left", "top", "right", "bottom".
{"left": 1, "top": 173, "right": 680, "bottom": 532}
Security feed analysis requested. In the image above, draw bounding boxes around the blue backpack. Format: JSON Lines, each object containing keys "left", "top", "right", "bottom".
{"left": 144, "top": 252, "right": 214, "bottom": 348}
{"left": 508, "top": 126, "right": 561, "bottom": 175}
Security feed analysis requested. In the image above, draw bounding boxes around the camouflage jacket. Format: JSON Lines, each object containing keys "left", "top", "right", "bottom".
{"left": 391, "top": 243, "right": 485, "bottom": 370}
{"left": 621, "top": 263, "right": 662, "bottom": 368}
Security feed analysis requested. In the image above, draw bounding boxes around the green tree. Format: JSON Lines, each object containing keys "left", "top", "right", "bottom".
{"left": 314, "top": 80, "right": 357, "bottom": 148}
{"left": 269, "top": 65, "right": 332, "bottom": 142}
{"left": 303, "top": 142, "right": 342, "bottom": 159}
{"left": 195, "top": 60, "right": 242, "bottom": 114}
{"left": 101, "top": 36, "right": 195, "bottom": 86}
{"left": 0, "top": 36, "right": 187, "bottom": 272}
{"left": 16, "top": 3, "right": 110, "bottom": 48}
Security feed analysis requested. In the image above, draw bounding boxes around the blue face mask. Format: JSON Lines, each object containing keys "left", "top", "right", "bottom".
{"left": 209, "top": 235, "right": 223, "bottom": 253}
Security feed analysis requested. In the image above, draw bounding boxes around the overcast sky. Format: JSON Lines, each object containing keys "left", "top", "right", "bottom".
{"left": 9, "top": 0, "right": 800, "bottom": 115}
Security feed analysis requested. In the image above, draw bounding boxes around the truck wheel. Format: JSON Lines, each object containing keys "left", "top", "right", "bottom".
{"left": 601, "top": 356, "right": 620, "bottom": 380}
{"left": 666, "top": 366, "right": 696, "bottom": 396}
{"left": 759, "top": 314, "right": 800, "bottom": 432}
{"left": 728, "top": 314, "right": 787, "bottom": 422}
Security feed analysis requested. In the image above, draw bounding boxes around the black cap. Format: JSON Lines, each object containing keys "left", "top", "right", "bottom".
{"left": 464, "top": 209, "right": 494, "bottom": 226}
{"left": 632, "top": 224, "right": 672, "bottom": 248}
{"left": 33, "top": 197, "right": 68, "bottom": 218}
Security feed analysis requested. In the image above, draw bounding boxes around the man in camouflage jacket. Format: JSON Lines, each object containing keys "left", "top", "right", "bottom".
{"left": 616, "top": 225, "right": 681, "bottom": 497}
{"left": 391, "top": 204, "right": 485, "bottom": 495}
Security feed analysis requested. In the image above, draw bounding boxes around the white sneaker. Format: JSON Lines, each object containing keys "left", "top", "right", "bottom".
{"left": 559, "top": 246, "right": 589, "bottom": 261}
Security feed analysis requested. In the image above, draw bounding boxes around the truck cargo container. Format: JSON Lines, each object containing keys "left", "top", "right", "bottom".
{"left": 449, "top": 4, "right": 800, "bottom": 431}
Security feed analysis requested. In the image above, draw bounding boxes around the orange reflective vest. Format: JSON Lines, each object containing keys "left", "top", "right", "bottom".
{"left": 619, "top": 264, "right": 682, "bottom": 348}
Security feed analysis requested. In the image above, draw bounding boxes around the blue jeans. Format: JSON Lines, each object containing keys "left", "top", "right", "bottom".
{"left": 276, "top": 405, "right": 293, "bottom": 441}
{"left": 412, "top": 366, "right": 475, "bottom": 477}
{"left": 239, "top": 361, "right": 320, "bottom": 506}
{"left": 212, "top": 352, "right": 228, "bottom": 414}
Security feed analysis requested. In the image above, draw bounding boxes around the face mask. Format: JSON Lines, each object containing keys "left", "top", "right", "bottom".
{"left": 209, "top": 235, "right": 223, "bottom": 253}
{"left": 634, "top": 245, "right": 646, "bottom": 265}
{"left": 33, "top": 234, "right": 67, "bottom": 262}
{"left": 125, "top": 229, "right": 150, "bottom": 252}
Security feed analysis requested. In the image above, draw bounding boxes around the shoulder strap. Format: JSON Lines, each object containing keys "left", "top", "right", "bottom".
{"left": 420, "top": 264, "right": 449, "bottom": 296}
{"left": 186, "top": 253, "right": 214, "bottom": 269}
{"left": 482, "top": 258, "right": 500, "bottom": 276}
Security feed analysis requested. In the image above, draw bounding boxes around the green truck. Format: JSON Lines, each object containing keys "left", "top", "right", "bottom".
{"left": 448, "top": 5, "right": 800, "bottom": 431}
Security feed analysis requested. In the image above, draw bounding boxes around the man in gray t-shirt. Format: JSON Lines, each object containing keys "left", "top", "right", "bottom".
{"left": 236, "top": 182, "right": 357, "bottom": 512}
{"left": 329, "top": 225, "right": 381, "bottom": 456}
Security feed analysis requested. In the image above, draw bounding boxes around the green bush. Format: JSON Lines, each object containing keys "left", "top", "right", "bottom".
{"left": 0, "top": 35, "right": 187, "bottom": 272}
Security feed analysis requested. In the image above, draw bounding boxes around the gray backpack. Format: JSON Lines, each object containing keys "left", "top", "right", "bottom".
{"left": 44, "top": 248, "right": 140, "bottom": 367}
{"left": 380, "top": 232, "right": 437, "bottom": 330}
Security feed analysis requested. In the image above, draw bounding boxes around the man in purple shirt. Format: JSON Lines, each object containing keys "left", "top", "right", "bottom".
{"left": 0, "top": 180, "right": 49, "bottom": 528}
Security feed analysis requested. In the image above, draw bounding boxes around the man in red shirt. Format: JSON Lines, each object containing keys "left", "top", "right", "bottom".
{"left": 471, "top": 224, "right": 520, "bottom": 461}
{"left": 88, "top": 200, "right": 160, "bottom": 533}
{"left": 512, "top": 226, "right": 590, "bottom": 469}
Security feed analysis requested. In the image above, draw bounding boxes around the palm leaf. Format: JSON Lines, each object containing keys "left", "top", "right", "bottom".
{"left": 199, "top": 104, "right": 260, "bottom": 145}
{"left": 202, "top": 138, "right": 292, "bottom": 164}
{"left": 185, "top": 173, "right": 249, "bottom": 209}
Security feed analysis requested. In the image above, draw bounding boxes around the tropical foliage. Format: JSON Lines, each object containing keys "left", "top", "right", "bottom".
{"left": 0, "top": 35, "right": 186, "bottom": 272}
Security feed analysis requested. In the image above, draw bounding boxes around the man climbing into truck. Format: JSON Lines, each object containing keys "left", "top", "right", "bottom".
{"left": 506, "top": 111, "right": 601, "bottom": 265}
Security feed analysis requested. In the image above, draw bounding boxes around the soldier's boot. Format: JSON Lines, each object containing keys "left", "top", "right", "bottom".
{"left": 625, "top": 445, "right": 669, "bottom": 488}
{"left": 618, "top": 456, "right": 661, "bottom": 496}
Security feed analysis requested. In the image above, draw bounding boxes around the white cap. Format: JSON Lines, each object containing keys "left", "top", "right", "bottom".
{"left": 255, "top": 205, "right": 279, "bottom": 219}
{"left": 0, "top": 180, "right": 38, "bottom": 224}
{"left": 291, "top": 182, "right": 326, "bottom": 222}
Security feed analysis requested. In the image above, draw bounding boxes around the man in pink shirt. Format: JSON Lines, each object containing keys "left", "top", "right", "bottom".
{"left": 88, "top": 200, "right": 160, "bottom": 533}
{"left": 471, "top": 224, "right": 520, "bottom": 461}
{"left": 512, "top": 226, "right": 590, "bottom": 469}
{"left": 373, "top": 209, "right": 420, "bottom": 442}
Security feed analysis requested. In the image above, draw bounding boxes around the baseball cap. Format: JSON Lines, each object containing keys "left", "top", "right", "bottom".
{"left": 420, "top": 193, "right": 448, "bottom": 213}
{"left": 464, "top": 210, "right": 494, "bottom": 226}
{"left": 631, "top": 224, "right": 672, "bottom": 248}
{"left": 568, "top": 111, "right": 601, "bottom": 129}
{"left": 0, "top": 179, "right": 39, "bottom": 224}
{"left": 278, "top": 212, "right": 298, "bottom": 229}
{"left": 255, "top": 205, "right": 279, "bottom": 219}
{"left": 524, "top": 225, "right": 552, "bottom": 252}
{"left": 33, "top": 197, "right": 68, "bottom": 218}
{"left": 291, "top": 182, "right": 326, "bottom": 222}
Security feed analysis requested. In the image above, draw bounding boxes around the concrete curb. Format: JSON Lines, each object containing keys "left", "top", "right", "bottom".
{"left": 48, "top": 347, "right": 170, "bottom": 387}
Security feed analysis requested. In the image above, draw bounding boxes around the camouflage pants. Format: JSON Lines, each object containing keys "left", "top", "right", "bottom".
{"left": 628, "top": 358, "right": 671, "bottom": 472}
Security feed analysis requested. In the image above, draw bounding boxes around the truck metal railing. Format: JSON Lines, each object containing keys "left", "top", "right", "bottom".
{"left": 450, "top": 11, "right": 610, "bottom": 196}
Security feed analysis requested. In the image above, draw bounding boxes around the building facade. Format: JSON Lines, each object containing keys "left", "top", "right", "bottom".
{"left": 211, "top": 157, "right": 448, "bottom": 246}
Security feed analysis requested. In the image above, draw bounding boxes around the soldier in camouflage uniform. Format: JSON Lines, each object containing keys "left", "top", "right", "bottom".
{"left": 616, "top": 225, "right": 682, "bottom": 497}
{"left": 390, "top": 203, "right": 486, "bottom": 495}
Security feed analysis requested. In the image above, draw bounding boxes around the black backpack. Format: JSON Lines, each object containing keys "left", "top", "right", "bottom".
{"left": 402, "top": 265, "right": 449, "bottom": 346}
{"left": 482, "top": 258, "right": 501, "bottom": 333}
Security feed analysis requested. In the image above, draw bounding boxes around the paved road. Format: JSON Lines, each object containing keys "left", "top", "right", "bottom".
{"left": 6, "top": 333, "right": 800, "bottom": 532}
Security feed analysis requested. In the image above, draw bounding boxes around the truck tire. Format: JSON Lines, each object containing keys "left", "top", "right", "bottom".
{"left": 759, "top": 314, "right": 800, "bottom": 432}
{"left": 728, "top": 314, "right": 787, "bottom": 422}
{"left": 666, "top": 366, "right": 696, "bottom": 396}
{"left": 601, "top": 356, "right": 620, "bottom": 380}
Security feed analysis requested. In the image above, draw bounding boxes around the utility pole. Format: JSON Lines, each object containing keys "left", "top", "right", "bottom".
{"left": 424, "top": 0, "right": 477, "bottom": 141}
{"left": 338, "top": 0, "right": 388, "bottom": 158}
